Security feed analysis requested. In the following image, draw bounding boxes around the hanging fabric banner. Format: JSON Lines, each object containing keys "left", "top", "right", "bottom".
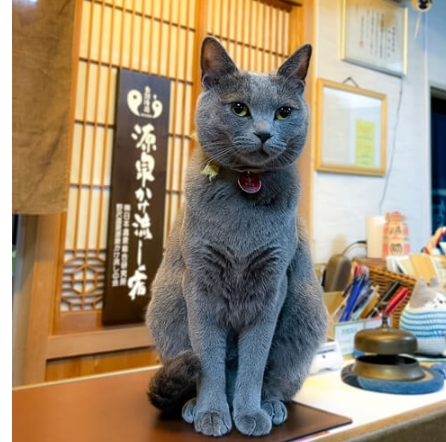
{"left": 103, "top": 69, "right": 170, "bottom": 324}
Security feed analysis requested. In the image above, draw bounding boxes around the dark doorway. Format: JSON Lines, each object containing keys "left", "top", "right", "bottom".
{"left": 431, "top": 89, "right": 446, "bottom": 234}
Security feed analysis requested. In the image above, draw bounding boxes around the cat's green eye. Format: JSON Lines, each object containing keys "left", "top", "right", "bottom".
{"left": 275, "top": 106, "right": 292, "bottom": 120}
{"left": 231, "top": 103, "right": 250, "bottom": 117}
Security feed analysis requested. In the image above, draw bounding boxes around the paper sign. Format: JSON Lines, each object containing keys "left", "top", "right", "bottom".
{"left": 333, "top": 318, "right": 382, "bottom": 355}
{"left": 333, "top": 321, "right": 365, "bottom": 356}
{"left": 355, "top": 119, "right": 375, "bottom": 168}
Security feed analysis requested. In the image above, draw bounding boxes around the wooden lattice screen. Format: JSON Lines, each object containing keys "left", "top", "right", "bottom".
{"left": 55, "top": 0, "right": 301, "bottom": 335}
{"left": 11, "top": 0, "right": 310, "bottom": 385}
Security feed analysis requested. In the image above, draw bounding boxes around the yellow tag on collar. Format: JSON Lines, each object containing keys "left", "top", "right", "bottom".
{"left": 190, "top": 131, "right": 198, "bottom": 141}
{"left": 201, "top": 161, "right": 220, "bottom": 181}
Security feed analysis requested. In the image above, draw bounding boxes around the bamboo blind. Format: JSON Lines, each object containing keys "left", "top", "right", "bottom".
{"left": 58, "top": 0, "right": 298, "bottom": 330}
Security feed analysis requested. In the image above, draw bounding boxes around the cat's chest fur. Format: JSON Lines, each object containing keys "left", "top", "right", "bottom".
{"left": 180, "top": 149, "right": 300, "bottom": 327}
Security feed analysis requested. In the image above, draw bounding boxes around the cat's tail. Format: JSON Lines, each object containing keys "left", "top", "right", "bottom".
{"left": 147, "top": 350, "right": 201, "bottom": 416}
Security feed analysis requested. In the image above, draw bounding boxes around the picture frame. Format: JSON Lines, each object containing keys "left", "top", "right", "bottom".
{"left": 341, "top": 0, "right": 408, "bottom": 77}
{"left": 315, "top": 79, "right": 387, "bottom": 177}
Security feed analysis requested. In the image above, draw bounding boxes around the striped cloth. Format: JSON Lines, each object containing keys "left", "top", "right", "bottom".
{"left": 400, "top": 278, "right": 446, "bottom": 356}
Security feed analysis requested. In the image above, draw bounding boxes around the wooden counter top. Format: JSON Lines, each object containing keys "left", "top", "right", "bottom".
{"left": 12, "top": 367, "right": 351, "bottom": 442}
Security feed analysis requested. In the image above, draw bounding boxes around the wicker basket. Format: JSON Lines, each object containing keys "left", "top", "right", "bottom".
{"left": 368, "top": 267, "right": 417, "bottom": 329}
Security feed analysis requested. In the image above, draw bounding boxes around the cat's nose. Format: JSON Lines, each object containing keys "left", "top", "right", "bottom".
{"left": 254, "top": 132, "right": 272, "bottom": 143}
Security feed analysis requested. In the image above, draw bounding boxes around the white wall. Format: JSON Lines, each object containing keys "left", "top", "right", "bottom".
{"left": 311, "top": 0, "right": 445, "bottom": 263}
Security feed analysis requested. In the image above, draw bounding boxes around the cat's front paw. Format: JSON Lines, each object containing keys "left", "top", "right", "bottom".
{"left": 182, "top": 398, "right": 232, "bottom": 437}
{"left": 261, "top": 399, "right": 288, "bottom": 425}
{"left": 233, "top": 409, "right": 272, "bottom": 436}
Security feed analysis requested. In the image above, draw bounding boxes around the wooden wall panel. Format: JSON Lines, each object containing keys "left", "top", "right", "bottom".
{"left": 46, "top": 348, "right": 161, "bottom": 382}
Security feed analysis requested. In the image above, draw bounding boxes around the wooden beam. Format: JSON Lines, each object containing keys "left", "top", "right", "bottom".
{"left": 259, "top": 0, "right": 294, "bottom": 12}
{"left": 12, "top": 214, "right": 65, "bottom": 385}
{"left": 12, "top": 216, "right": 38, "bottom": 386}
{"left": 46, "top": 326, "right": 155, "bottom": 360}
{"left": 189, "top": 0, "right": 209, "bottom": 153}
{"left": 296, "top": 0, "right": 317, "bottom": 241}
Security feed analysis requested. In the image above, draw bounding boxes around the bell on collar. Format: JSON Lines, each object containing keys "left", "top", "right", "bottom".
{"left": 238, "top": 171, "right": 261, "bottom": 194}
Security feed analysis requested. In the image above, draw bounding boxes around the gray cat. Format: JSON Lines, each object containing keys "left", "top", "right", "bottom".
{"left": 146, "top": 36, "right": 328, "bottom": 437}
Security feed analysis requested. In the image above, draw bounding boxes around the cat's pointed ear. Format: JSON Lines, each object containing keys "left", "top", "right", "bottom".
{"left": 201, "top": 36, "right": 238, "bottom": 89}
{"left": 277, "top": 44, "right": 312, "bottom": 83}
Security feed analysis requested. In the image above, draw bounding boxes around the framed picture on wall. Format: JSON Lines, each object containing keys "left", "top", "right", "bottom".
{"left": 315, "top": 78, "right": 387, "bottom": 177}
{"left": 341, "top": 0, "right": 408, "bottom": 77}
